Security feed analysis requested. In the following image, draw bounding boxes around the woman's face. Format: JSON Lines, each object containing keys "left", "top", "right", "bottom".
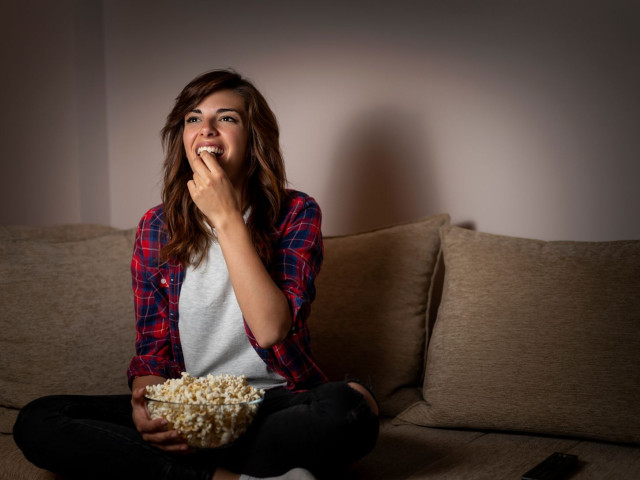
{"left": 182, "top": 89, "right": 250, "bottom": 190}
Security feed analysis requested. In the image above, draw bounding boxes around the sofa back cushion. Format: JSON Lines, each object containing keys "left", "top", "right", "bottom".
{"left": 310, "top": 215, "right": 450, "bottom": 416}
{"left": 0, "top": 226, "right": 136, "bottom": 433}
{"left": 0, "top": 214, "right": 448, "bottom": 430}
{"left": 398, "top": 226, "right": 640, "bottom": 444}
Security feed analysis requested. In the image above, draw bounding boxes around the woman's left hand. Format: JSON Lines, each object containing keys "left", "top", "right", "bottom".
{"left": 187, "top": 150, "right": 241, "bottom": 229}
{"left": 131, "top": 386, "right": 191, "bottom": 453}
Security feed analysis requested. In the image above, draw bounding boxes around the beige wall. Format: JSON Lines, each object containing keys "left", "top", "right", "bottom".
{"left": 2, "top": 0, "right": 639, "bottom": 241}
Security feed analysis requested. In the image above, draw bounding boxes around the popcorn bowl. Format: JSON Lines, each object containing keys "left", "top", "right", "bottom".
{"left": 145, "top": 396, "right": 264, "bottom": 448}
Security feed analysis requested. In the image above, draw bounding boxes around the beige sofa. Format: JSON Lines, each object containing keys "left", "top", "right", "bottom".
{"left": 1, "top": 216, "right": 639, "bottom": 479}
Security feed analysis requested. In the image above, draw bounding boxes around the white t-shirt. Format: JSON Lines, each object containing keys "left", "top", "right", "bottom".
{"left": 178, "top": 219, "right": 286, "bottom": 389}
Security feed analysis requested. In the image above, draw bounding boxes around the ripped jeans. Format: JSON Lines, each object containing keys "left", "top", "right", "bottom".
{"left": 13, "top": 381, "right": 379, "bottom": 480}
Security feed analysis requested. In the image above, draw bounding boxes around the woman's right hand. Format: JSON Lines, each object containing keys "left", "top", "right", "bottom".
{"left": 131, "top": 386, "right": 190, "bottom": 453}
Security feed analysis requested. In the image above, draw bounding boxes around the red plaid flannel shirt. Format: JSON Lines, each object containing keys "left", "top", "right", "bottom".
{"left": 127, "top": 190, "right": 328, "bottom": 390}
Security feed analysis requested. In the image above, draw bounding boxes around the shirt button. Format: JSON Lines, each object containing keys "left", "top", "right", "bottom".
{"left": 161, "top": 278, "right": 167, "bottom": 285}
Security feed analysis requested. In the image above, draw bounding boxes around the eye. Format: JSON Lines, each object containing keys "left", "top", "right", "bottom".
{"left": 220, "top": 115, "right": 238, "bottom": 123}
{"left": 185, "top": 115, "right": 200, "bottom": 124}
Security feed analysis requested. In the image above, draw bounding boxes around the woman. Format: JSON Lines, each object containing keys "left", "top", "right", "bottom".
{"left": 14, "top": 70, "right": 379, "bottom": 480}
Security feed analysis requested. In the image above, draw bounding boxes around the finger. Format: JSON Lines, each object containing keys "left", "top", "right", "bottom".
{"left": 190, "top": 157, "right": 212, "bottom": 183}
{"left": 131, "top": 388, "right": 153, "bottom": 414}
{"left": 187, "top": 179, "right": 197, "bottom": 195}
{"left": 198, "top": 149, "right": 225, "bottom": 176}
{"left": 142, "top": 428, "right": 181, "bottom": 444}
{"left": 188, "top": 151, "right": 214, "bottom": 177}
{"left": 187, "top": 177, "right": 208, "bottom": 204}
{"left": 155, "top": 441, "right": 191, "bottom": 453}
{"left": 131, "top": 390, "right": 150, "bottom": 420}
{"left": 143, "top": 430, "right": 190, "bottom": 452}
{"left": 137, "top": 416, "right": 168, "bottom": 434}
{"left": 189, "top": 167, "right": 224, "bottom": 200}
{"left": 131, "top": 388, "right": 169, "bottom": 434}
{"left": 159, "top": 443, "right": 191, "bottom": 453}
{"left": 190, "top": 154, "right": 210, "bottom": 175}
{"left": 131, "top": 387, "right": 147, "bottom": 404}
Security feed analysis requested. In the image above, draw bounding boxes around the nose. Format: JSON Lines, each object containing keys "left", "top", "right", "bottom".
{"left": 199, "top": 118, "right": 218, "bottom": 136}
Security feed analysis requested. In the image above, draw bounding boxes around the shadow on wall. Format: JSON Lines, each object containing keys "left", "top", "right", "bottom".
{"left": 327, "top": 106, "right": 439, "bottom": 235}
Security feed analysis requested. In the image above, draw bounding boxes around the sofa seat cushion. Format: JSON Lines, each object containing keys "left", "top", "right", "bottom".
{"left": 0, "top": 435, "right": 59, "bottom": 480}
{"left": 351, "top": 419, "right": 483, "bottom": 479}
{"left": 354, "top": 420, "right": 640, "bottom": 479}
{"left": 406, "top": 431, "right": 640, "bottom": 479}
{"left": 399, "top": 226, "right": 640, "bottom": 444}
{"left": 310, "top": 215, "right": 449, "bottom": 416}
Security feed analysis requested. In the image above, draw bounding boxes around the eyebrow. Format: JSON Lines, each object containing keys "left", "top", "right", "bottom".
{"left": 189, "top": 108, "right": 243, "bottom": 115}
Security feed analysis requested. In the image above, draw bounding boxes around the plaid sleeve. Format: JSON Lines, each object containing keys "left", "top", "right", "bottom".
{"left": 126, "top": 207, "right": 182, "bottom": 388}
{"left": 252, "top": 192, "right": 328, "bottom": 389}
{"left": 270, "top": 192, "right": 324, "bottom": 330}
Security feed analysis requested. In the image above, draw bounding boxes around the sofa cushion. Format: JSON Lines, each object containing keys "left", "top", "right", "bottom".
{"left": 0, "top": 224, "right": 117, "bottom": 243}
{"left": 310, "top": 215, "right": 450, "bottom": 416}
{"left": 398, "top": 226, "right": 640, "bottom": 444}
{"left": 0, "top": 435, "right": 59, "bottom": 480}
{"left": 0, "top": 226, "right": 136, "bottom": 434}
{"left": 351, "top": 418, "right": 484, "bottom": 479}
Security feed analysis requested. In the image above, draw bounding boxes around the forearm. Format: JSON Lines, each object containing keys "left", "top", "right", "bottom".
{"left": 215, "top": 212, "right": 292, "bottom": 349}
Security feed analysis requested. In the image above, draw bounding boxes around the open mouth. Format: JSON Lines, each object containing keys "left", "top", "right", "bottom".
{"left": 197, "top": 146, "right": 223, "bottom": 157}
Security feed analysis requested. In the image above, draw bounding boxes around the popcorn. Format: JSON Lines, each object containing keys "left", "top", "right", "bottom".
{"left": 145, "top": 372, "right": 264, "bottom": 448}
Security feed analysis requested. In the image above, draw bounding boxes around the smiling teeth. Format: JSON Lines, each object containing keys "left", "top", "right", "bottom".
{"left": 197, "top": 146, "right": 223, "bottom": 156}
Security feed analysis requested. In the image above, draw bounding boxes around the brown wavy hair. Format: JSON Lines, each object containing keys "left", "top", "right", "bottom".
{"left": 160, "top": 69, "right": 288, "bottom": 266}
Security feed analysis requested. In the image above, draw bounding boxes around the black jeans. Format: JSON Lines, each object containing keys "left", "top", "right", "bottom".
{"left": 13, "top": 381, "right": 379, "bottom": 480}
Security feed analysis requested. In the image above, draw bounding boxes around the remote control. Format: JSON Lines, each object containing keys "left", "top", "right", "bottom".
{"left": 521, "top": 452, "right": 578, "bottom": 480}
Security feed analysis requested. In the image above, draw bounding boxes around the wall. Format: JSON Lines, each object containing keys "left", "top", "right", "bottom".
{"left": 0, "top": 0, "right": 109, "bottom": 225}
{"left": 1, "top": 1, "right": 80, "bottom": 225}
{"left": 2, "top": 0, "right": 639, "bottom": 241}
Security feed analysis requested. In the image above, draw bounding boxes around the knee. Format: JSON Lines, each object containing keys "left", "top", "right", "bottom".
{"left": 312, "top": 382, "right": 380, "bottom": 467}
{"left": 13, "top": 395, "right": 64, "bottom": 453}
{"left": 347, "top": 382, "right": 379, "bottom": 417}
{"left": 328, "top": 382, "right": 380, "bottom": 450}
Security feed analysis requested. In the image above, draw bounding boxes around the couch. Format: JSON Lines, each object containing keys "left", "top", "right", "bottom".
{"left": 1, "top": 215, "right": 639, "bottom": 479}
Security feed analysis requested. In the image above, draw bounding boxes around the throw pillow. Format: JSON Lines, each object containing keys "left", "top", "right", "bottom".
{"left": 310, "top": 214, "right": 450, "bottom": 416}
{"left": 398, "top": 226, "right": 640, "bottom": 444}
